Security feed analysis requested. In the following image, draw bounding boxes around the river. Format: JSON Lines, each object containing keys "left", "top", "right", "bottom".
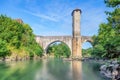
{"left": 0, "top": 58, "right": 105, "bottom": 80}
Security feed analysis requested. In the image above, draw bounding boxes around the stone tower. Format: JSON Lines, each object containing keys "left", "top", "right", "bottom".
{"left": 15, "top": 19, "right": 23, "bottom": 24}
{"left": 72, "top": 9, "right": 82, "bottom": 58}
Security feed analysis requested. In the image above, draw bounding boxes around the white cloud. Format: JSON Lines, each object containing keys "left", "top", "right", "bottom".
{"left": 23, "top": 10, "right": 59, "bottom": 22}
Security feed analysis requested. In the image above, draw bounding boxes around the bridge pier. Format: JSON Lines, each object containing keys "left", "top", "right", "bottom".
{"left": 72, "top": 37, "right": 82, "bottom": 58}
{"left": 72, "top": 9, "right": 82, "bottom": 58}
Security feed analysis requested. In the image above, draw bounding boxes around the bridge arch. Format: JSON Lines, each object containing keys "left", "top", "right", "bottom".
{"left": 35, "top": 36, "right": 72, "bottom": 55}
{"left": 82, "top": 41, "right": 93, "bottom": 49}
{"left": 82, "top": 39, "right": 93, "bottom": 57}
{"left": 81, "top": 36, "right": 93, "bottom": 45}
{"left": 45, "top": 40, "right": 71, "bottom": 55}
{"left": 82, "top": 39, "right": 93, "bottom": 46}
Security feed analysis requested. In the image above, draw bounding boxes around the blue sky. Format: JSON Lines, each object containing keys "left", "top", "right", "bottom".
{"left": 0, "top": 0, "right": 108, "bottom": 49}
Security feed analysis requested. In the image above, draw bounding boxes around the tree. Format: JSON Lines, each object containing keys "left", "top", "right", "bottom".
{"left": 0, "top": 15, "right": 43, "bottom": 58}
{"left": 82, "top": 48, "right": 93, "bottom": 57}
{"left": 0, "top": 39, "right": 11, "bottom": 60}
{"left": 92, "top": 0, "right": 120, "bottom": 58}
{"left": 47, "top": 42, "right": 71, "bottom": 58}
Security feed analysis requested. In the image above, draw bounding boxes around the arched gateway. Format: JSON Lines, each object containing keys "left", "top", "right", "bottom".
{"left": 35, "top": 9, "right": 93, "bottom": 58}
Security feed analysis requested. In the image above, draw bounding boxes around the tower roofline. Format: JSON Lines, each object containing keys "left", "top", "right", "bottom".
{"left": 71, "top": 9, "right": 82, "bottom": 16}
{"left": 15, "top": 18, "right": 23, "bottom": 24}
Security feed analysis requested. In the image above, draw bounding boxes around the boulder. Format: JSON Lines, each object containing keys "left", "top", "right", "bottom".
{"left": 100, "top": 61, "right": 120, "bottom": 80}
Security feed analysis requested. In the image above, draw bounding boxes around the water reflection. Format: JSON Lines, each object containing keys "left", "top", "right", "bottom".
{"left": 72, "top": 61, "right": 82, "bottom": 80}
{"left": 35, "top": 59, "right": 72, "bottom": 80}
{"left": 0, "top": 61, "right": 42, "bottom": 80}
{"left": 0, "top": 59, "right": 105, "bottom": 80}
{"left": 35, "top": 59, "right": 83, "bottom": 80}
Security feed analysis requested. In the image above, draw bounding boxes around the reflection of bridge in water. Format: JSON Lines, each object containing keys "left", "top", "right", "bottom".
{"left": 72, "top": 61, "right": 82, "bottom": 80}
{"left": 35, "top": 60, "right": 103, "bottom": 80}
{"left": 35, "top": 59, "right": 82, "bottom": 80}
{"left": 36, "top": 9, "right": 93, "bottom": 58}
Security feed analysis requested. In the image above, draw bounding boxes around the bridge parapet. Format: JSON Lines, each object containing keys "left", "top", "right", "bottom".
{"left": 36, "top": 35, "right": 72, "bottom": 38}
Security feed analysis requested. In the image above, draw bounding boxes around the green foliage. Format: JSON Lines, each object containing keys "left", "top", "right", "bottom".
{"left": 91, "top": 0, "right": 120, "bottom": 58}
{"left": 0, "top": 15, "right": 43, "bottom": 58}
{"left": 82, "top": 48, "right": 93, "bottom": 57}
{"left": 92, "top": 45, "right": 106, "bottom": 58}
{"left": 105, "top": 0, "right": 120, "bottom": 7}
{"left": 0, "top": 39, "right": 11, "bottom": 58}
{"left": 47, "top": 42, "right": 71, "bottom": 58}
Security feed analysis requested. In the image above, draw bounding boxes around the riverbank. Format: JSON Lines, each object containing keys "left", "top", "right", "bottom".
{"left": 0, "top": 55, "right": 44, "bottom": 62}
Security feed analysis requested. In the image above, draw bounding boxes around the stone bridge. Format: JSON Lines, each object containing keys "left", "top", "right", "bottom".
{"left": 35, "top": 36, "right": 72, "bottom": 53}
{"left": 35, "top": 35, "right": 93, "bottom": 55}
{"left": 35, "top": 9, "right": 93, "bottom": 58}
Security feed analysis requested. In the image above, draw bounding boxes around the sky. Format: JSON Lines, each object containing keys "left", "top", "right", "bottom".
{"left": 0, "top": 0, "right": 109, "bottom": 49}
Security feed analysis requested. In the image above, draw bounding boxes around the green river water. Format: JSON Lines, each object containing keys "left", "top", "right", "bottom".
{"left": 0, "top": 58, "right": 105, "bottom": 80}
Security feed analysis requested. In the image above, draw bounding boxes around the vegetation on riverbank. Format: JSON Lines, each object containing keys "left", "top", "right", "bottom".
{"left": 83, "top": 0, "right": 120, "bottom": 59}
{"left": 47, "top": 42, "right": 71, "bottom": 58}
{"left": 0, "top": 15, "right": 43, "bottom": 60}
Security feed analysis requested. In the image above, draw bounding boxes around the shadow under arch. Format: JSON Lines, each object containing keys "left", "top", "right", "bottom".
{"left": 45, "top": 40, "right": 71, "bottom": 57}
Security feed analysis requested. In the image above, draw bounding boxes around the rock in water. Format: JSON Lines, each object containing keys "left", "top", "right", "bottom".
{"left": 100, "top": 61, "right": 120, "bottom": 80}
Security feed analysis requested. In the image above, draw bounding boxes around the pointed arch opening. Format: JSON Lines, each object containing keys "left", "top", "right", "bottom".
{"left": 82, "top": 40, "right": 93, "bottom": 57}
{"left": 45, "top": 41, "right": 71, "bottom": 58}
